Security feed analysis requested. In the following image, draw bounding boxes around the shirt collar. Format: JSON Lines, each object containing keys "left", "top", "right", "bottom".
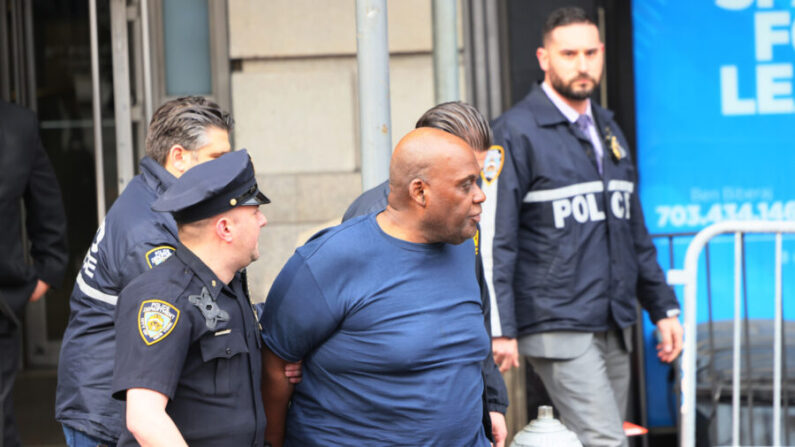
{"left": 174, "top": 242, "right": 226, "bottom": 300}
{"left": 140, "top": 156, "right": 176, "bottom": 196}
{"left": 541, "top": 82, "right": 594, "bottom": 125}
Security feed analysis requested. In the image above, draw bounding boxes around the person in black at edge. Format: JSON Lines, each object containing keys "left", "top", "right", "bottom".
{"left": 111, "top": 149, "right": 269, "bottom": 446}
{"left": 343, "top": 101, "right": 510, "bottom": 446}
{"left": 0, "top": 98, "right": 68, "bottom": 447}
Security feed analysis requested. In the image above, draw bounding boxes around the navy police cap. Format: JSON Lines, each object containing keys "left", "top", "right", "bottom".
{"left": 152, "top": 149, "right": 270, "bottom": 223}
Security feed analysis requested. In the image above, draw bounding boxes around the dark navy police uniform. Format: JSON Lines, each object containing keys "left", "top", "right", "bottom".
{"left": 340, "top": 180, "right": 390, "bottom": 222}
{"left": 112, "top": 245, "right": 265, "bottom": 447}
{"left": 56, "top": 156, "right": 177, "bottom": 443}
{"left": 111, "top": 149, "right": 270, "bottom": 446}
{"left": 482, "top": 84, "right": 679, "bottom": 446}
{"left": 483, "top": 85, "right": 679, "bottom": 339}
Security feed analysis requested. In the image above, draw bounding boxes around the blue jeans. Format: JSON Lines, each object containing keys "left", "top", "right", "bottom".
{"left": 62, "top": 425, "right": 116, "bottom": 447}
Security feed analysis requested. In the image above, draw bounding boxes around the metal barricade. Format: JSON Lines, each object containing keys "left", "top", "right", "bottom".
{"left": 667, "top": 221, "right": 795, "bottom": 447}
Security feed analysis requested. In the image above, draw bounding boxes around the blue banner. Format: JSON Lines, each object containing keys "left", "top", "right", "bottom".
{"left": 633, "top": 0, "right": 795, "bottom": 428}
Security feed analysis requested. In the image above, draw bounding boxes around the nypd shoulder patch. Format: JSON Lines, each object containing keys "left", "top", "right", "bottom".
{"left": 138, "top": 299, "right": 180, "bottom": 346}
{"left": 481, "top": 145, "right": 505, "bottom": 185}
{"left": 146, "top": 245, "right": 175, "bottom": 269}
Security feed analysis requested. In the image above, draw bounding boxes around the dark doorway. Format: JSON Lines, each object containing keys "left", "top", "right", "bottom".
{"left": 2, "top": 0, "right": 117, "bottom": 444}
{"left": 502, "top": 0, "right": 637, "bottom": 155}
{"left": 28, "top": 0, "right": 117, "bottom": 353}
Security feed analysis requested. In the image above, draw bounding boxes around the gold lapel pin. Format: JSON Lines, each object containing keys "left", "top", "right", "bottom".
{"left": 610, "top": 136, "right": 622, "bottom": 161}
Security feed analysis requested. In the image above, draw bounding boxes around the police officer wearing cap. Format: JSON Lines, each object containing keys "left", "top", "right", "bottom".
{"left": 111, "top": 149, "right": 269, "bottom": 447}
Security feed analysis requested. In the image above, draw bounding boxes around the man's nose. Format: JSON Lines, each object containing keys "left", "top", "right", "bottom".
{"left": 577, "top": 53, "right": 588, "bottom": 71}
{"left": 473, "top": 183, "right": 486, "bottom": 204}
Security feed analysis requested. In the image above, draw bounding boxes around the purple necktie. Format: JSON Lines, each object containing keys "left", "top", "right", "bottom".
{"left": 576, "top": 114, "right": 602, "bottom": 174}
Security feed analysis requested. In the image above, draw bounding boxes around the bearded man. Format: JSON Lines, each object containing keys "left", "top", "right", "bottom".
{"left": 482, "top": 7, "right": 683, "bottom": 447}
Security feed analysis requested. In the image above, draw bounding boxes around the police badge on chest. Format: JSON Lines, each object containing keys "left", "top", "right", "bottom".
{"left": 603, "top": 126, "right": 627, "bottom": 163}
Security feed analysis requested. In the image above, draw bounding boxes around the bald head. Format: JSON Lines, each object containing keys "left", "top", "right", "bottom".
{"left": 380, "top": 127, "right": 484, "bottom": 245}
{"left": 388, "top": 127, "right": 474, "bottom": 207}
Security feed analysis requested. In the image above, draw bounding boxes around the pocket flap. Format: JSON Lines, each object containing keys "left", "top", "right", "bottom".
{"left": 199, "top": 330, "right": 248, "bottom": 361}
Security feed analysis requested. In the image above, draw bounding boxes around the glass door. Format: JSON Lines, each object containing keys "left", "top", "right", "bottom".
{"left": 1, "top": 0, "right": 118, "bottom": 366}
{"left": 3, "top": 0, "right": 230, "bottom": 368}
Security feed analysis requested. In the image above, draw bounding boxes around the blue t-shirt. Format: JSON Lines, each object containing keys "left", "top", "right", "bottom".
{"left": 262, "top": 213, "right": 491, "bottom": 446}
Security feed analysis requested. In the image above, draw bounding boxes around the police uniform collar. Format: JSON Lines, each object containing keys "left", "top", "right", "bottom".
{"left": 527, "top": 84, "right": 615, "bottom": 128}
{"left": 174, "top": 243, "right": 225, "bottom": 300}
{"left": 140, "top": 156, "right": 176, "bottom": 196}
{"left": 525, "top": 85, "right": 570, "bottom": 127}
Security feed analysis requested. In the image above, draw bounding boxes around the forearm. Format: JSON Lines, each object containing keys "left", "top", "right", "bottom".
{"left": 630, "top": 186, "right": 679, "bottom": 317}
{"left": 262, "top": 347, "right": 295, "bottom": 447}
{"left": 28, "top": 279, "right": 49, "bottom": 302}
{"left": 27, "top": 139, "right": 68, "bottom": 285}
{"left": 489, "top": 411, "right": 508, "bottom": 447}
{"left": 126, "top": 388, "right": 187, "bottom": 447}
{"left": 129, "top": 413, "right": 185, "bottom": 447}
{"left": 482, "top": 356, "right": 509, "bottom": 413}
{"left": 481, "top": 334, "right": 509, "bottom": 412}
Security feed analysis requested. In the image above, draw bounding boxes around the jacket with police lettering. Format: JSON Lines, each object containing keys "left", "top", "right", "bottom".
{"left": 481, "top": 85, "right": 678, "bottom": 339}
{"left": 55, "top": 156, "right": 177, "bottom": 441}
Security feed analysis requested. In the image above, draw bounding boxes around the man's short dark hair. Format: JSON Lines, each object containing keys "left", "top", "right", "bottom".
{"left": 146, "top": 96, "right": 234, "bottom": 165}
{"left": 542, "top": 7, "right": 596, "bottom": 45}
{"left": 415, "top": 101, "right": 492, "bottom": 151}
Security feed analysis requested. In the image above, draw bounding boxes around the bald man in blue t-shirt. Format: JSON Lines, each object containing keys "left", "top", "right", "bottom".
{"left": 261, "top": 128, "right": 491, "bottom": 447}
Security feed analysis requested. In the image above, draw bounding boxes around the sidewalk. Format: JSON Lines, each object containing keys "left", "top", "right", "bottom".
{"left": 13, "top": 369, "right": 64, "bottom": 447}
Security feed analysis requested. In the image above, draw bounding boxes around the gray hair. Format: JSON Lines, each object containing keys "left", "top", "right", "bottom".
{"left": 415, "top": 101, "right": 492, "bottom": 151}
{"left": 145, "top": 96, "right": 234, "bottom": 165}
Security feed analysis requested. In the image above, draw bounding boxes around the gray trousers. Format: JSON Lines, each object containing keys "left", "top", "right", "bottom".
{"left": 520, "top": 330, "right": 630, "bottom": 447}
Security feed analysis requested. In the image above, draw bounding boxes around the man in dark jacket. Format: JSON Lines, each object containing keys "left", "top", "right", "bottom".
{"left": 482, "top": 7, "right": 683, "bottom": 447}
{"left": 55, "top": 97, "right": 235, "bottom": 446}
{"left": 0, "top": 99, "right": 68, "bottom": 447}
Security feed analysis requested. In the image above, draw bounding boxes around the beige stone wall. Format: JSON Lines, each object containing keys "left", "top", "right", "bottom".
{"left": 227, "top": 0, "right": 432, "bottom": 58}
{"left": 228, "top": 0, "right": 445, "bottom": 298}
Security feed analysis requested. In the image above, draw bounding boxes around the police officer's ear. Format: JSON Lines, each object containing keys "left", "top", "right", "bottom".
{"left": 408, "top": 178, "right": 427, "bottom": 207}
{"left": 214, "top": 215, "right": 235, "bottom": 243}
{"left": 167, "top": 145, "right": 193, "bottom": 176}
